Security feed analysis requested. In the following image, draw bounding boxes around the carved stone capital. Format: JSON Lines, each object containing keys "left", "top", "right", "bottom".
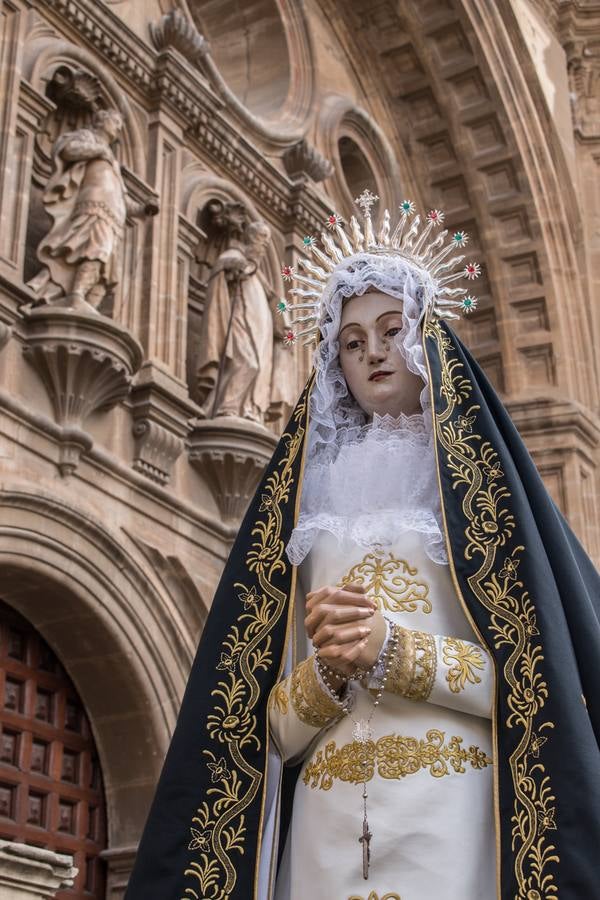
{"left": 22, "top": 308, "right": 143, "bottom": 427}
{"left": 283, "top": 139, "right": 334, "bottom": 183}
{"left": 189, "top": 417, "right": 278, "bottom": 521}
{"left": 0, "top": 841, "right": 77, "bottom": 898}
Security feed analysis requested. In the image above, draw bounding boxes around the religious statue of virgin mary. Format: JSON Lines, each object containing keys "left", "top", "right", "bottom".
{"left": 125, "top": 195, "right": 600, "bottom": 900}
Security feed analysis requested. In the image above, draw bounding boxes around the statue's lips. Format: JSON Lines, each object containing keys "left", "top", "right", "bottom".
{"left": 369, "top": 370, "right": 393, "bottom": 382}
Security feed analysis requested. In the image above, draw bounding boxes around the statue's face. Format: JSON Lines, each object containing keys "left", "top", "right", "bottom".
{"left": 338, "top": 291, "right": 423, "bottom": 419}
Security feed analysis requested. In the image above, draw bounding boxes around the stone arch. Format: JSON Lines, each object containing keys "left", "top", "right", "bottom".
{"left": 0, "top": 489, "right": 195, "bottom": 849}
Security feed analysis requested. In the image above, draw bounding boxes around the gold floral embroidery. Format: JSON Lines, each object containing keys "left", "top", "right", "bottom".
{"left": 290, "top": 656, "right": 343, "bottom": 727}
{"left": 403, "top": 630, "right": 436, "bottom": 701}
{"left": 269, "top": 681, "right": 289, "bottom": 715}
{"left": 183, "top": 388, "right": 310, "bottom": 899}
{"left": 303, "top": 728, "right": 492, "bottom": 790}
{"left": 338, "top": 552, "right": 431, "bottom": 614}
{"left": 425, "top": 319, "right": 558, "bottom": 896}
{"left": 348, "top": 893, "right": 401, "bottom": 900}
{"left": 442, "top": 637, "right": 485, "bottom": 693}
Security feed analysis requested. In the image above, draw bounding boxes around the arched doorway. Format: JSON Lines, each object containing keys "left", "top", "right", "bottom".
{"left": 0, "top": 599, "right": 107, "bottom": 897}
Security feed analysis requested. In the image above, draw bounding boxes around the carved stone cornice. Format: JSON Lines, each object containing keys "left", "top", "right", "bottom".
{"left": 21, "top": 307, "right": 142, "bottom": 474}
{"left": 283, "top": 139, "right": 334, "bottom": 184}
{"left": 0, "top": 841, "right": 77, "bottom": 897}
{"left": 188, "top": 417, "right": 278, "bottom": 522}
{"left": 506, "top": 396, "right": 600, "bottom": 464}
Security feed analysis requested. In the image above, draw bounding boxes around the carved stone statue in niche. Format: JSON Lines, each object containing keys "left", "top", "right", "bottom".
{"left": 28, "top": 108, "right": 158, "bottom": 313}
{"left": 196, "top": 203, "right": 294, "bottom": 425}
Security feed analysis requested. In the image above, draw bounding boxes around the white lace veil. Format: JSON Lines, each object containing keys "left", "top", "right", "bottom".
{"left": 285, "top": 252, "right": 448, "bottom": 566}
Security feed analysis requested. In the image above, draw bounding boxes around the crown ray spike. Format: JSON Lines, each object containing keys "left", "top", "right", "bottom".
{"left": 349, "top": 216, "right": 365, "bottom": 253}
{"left": 437, "top": 269, "right": 471, "bottom": 286}
{"left": 310, "top": 245, "right": 335, "bottom": 272}
{"left": 411, "top": 219, "right": 435, "bottom": 258}
{"left": 433, "top": 255, "right": 465, "bottom": 278}
{"left": 429, "top": 241, "right": 462, "bottom": 271}
{"left": 335, "top": 223, "right": 354, "bottom": 258}
{"left": 320, "top": 231, "right": 344, "bottom": 264}
{"left": 434, "top": 297, "right": 464, "bottom": 308}
{"left": 298, "top": 258, "right": 328, "bottom": 282}
{"left": 294, "top": 324, "right": 319, "bottom": 339}
{"left": 420, "top": 229, "right": 448, "bottom": 263}
{"left": 434, "top": 307, "right": 460, "bottom": 320}
{"left": 401, "top": 214, "right": 421, "bottom": 251}
{"left": 288, "top": 288, "right": 321, "bottom": 300}
{"left": 289, "top": 313, "right": 319, "bottom": 325}
{"left": 291, "top": 272, "right": 325, "bottom": 290}
{"left": 437, "top": 286, "right": 467, "bottom": 298}
{"left": 378, "top": 209, "right": 391, "bottom": 247}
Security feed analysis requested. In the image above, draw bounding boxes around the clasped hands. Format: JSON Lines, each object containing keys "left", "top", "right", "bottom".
{"left": 305, "top": 583, "right": 387, "bottom": 692}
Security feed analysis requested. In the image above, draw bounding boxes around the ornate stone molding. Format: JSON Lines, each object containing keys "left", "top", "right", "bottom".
{"left": 130, "top": 362, "right": 197, "bottom": 486}
{"left": 132, "top": 419, "right": 184, "bottom": 486}
{"left": 0, "top": 841, "right": 77, "bottom": 899}
{"left": 283, "top": 139, "right": 334, "bottom": 183}
{"left": 36, "top": 0, "right": 329, "bottom": 237}
{"left": 21, "top": 307, "right": 142, "bottom": 474}
{"left": 149, "top": 9, "right": 209, "bottom": 62}
{"left": 188, "top": 417, "right": 278, "bottom": 522}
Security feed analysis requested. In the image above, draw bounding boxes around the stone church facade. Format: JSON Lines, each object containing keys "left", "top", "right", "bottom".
{"left": 0, "top": 1, "right": 597, "bottom": 897}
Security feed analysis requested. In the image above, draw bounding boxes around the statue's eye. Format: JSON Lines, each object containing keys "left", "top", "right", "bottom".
{"left": 385, "top": 327, "right": 401, "bottom": 338}
{"left": 345, "top": 339, "right": 363, "bottom": 351}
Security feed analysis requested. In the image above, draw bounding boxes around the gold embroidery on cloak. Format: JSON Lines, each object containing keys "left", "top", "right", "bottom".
{"left": 338, "top": 552, "right": 432, "bottom": 614}
{"left": 183, "top": 391, "right": 309, "bottom": 900}
{"left": 303, "top": 728, "right": 492, "bottom": 790}
{"left": 442, "top": 636, "right": 485, "bottom": 693}
{"left": 425, "top": 319, "right": 558, "bottom": 897}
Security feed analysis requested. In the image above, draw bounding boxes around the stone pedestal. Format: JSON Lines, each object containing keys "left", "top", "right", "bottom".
{"left": 0, "top": 842, "right": 77, "bottom": 899}
{"left": 21, "top": 306, "right": 143, "bottom": 475}
{"left": 189, "top": 416, "right": 278, "bottom": 521}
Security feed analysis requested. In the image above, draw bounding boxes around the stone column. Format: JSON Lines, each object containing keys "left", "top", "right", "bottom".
{"left": 0, "top": 842, "right": 77, "bottom": 899}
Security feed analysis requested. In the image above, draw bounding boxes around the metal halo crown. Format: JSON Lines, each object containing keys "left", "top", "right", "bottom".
{"left": 279, "top": 190, "right": 481, "bottom": 346}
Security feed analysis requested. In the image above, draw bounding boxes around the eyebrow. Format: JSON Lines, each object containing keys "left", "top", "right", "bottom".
{"left": 339, "top": 309, "right": 402, "bottom": 337}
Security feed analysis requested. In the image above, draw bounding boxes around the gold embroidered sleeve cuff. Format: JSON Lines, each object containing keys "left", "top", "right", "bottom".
{"left": 291, "top": 655, "right": 345, "bottom": 727}
{"left": 386, "top": 626, "right": 436, "bottom": 702}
